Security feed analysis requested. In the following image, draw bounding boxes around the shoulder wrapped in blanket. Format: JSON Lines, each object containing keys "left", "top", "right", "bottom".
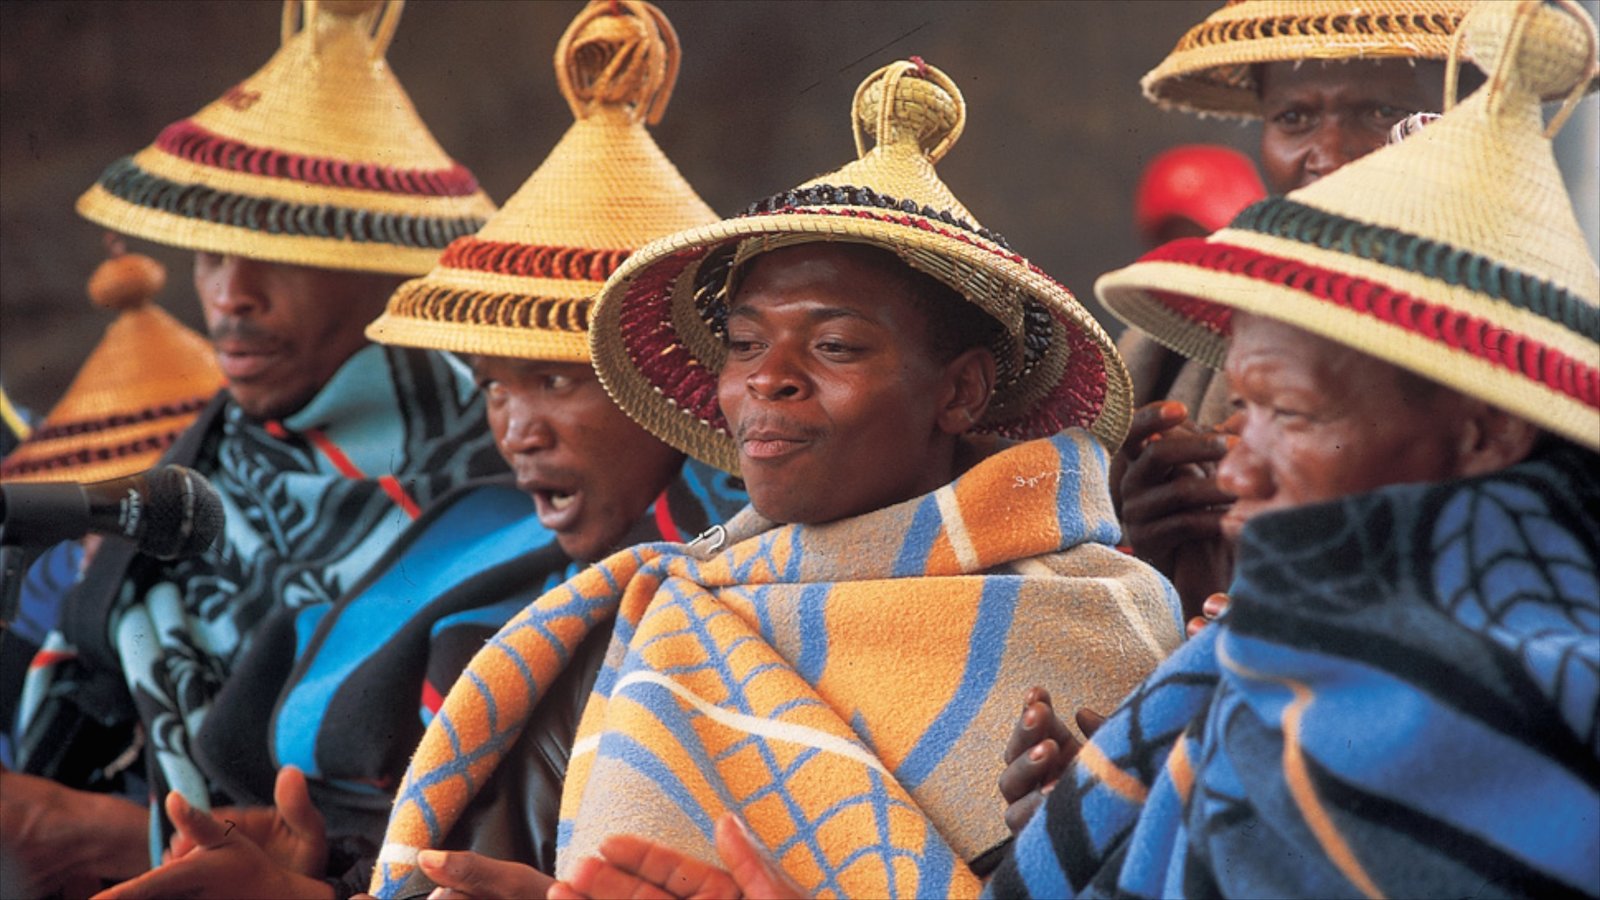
{"left": 988, "top": 441, "right": 1600, "bottom": 899}
{"left": 373, "top": 430, "right": 1184, "bottom": 898}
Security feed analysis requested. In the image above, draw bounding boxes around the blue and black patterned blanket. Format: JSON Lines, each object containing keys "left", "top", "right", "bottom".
{"left": 987, "top": 442, "right": 1600, "bottom": 899}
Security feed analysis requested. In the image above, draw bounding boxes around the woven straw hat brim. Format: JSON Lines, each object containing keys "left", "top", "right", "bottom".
{"left": 1097, "top": 238, "right": 1598, "bottom": 450}
{"left": 1, "top": 306, "right": 224, "bottom": 483}
{"left": 77, "top": 183, "right": 484, "bottom": 276}
{"left": 1142, "top": 1, "right": 1476, "bottom": 118}
{"left": 590, "top": 208, "right": 1133, "bottom": 476}
{"left": 75, "top": 1, "right": 495, "bottom": 276}
{"left": 368, "top": 2, "right": 717, "bottom": 360}
{"left": 1107, "top": 0, "right": 1600, "bottom": 451}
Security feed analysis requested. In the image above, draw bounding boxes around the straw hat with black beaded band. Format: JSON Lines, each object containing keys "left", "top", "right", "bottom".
{"left": 587, "top": 58, "right": 1133, "bottom": 476}
{"left": 1098, "top": 0, "right": 1600, "bottom": 451}
{"left": 76, "top": 0, "right": 496, "bottom": 276}
{"left": 367, "top": 0, "right": 715, "bottom": 363}
{"left": 1142, "top": 1, "right": 1491, "bottom": 118}
{"left": 2, "top": 248, "right": 224, "bottom": 484}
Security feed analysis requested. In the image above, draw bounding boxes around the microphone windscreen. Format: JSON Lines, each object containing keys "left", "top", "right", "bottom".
{"left": 142, "top": 465, "right": 225, "bottom": 560}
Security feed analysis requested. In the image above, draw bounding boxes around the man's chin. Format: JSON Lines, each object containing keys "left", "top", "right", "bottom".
{"left": 227, "top": 386, "right": 314, "bottom": 422}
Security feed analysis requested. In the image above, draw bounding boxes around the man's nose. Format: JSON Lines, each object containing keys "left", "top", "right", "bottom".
{"left": 1216, "top": 430, "right": 1272, "bottom": 500}
{"left": 498, "top": 396, "right": 555, "bottom": 454}
{"left": 745, "top": 347, "right": 809, "bottom": 401}
{"left": 1301, "top": 121, "right": 1370, "bottom": 184}
{"left": 202, "top": 255, "right": 267, "bottom": 317}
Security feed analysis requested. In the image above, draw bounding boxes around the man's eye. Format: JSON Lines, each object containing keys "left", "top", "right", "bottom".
{"left": 816, "top": 340, "right": 858, "bottom": 355}
{"left": 726, "top": 338, "right": 762, "bottom": 354}
{"left": 1371, "top": 104, "right": 1407, "bottom": 122}
{"left": 544, "top": 374, "right": 574, "bottom": 392}
{"left": 1272, "top": 109, "right": 1311, "bottom": 130}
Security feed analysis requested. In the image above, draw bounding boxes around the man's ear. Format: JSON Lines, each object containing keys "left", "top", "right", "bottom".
{"left": 1455, "top": 400, "right": 1541, "bottom": 478}
{"left": 936, "top": 347, "right": 996, "bottom": 436}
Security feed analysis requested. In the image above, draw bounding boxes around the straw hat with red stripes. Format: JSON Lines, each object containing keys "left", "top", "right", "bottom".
{"left": 367, "top": 0, "right": 716, "bottom": 363}
{"left": 76, "top": 0, "right": 496, "bottom": 276}
{"left": 1099, "top": 0, "right": 1600, "bottom": 451}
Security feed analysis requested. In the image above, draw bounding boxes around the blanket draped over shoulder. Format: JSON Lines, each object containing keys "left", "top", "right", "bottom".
{"left": 374, "top": 431, "right": 1183, "bottom": 898}
{"left": 986, "top": 443, "right": 1600, "bottom": 899}
{"left": 16, "top": 346, "right": 504, "bottom": 851}
{"left": 248, "top": 458, "right": 745, "bottom": 845}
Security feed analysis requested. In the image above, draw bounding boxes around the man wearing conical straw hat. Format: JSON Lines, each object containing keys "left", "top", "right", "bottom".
{"left": 83, "top": 4, "right": 746, "bottom": 899}
{"left": 2, "top": 1, "right": 506, "bottom": 892}
{"left": 369, "top": 57, "right": 1182, "bottom": 900}
{"left": 991, "top": 2, "right": 1600, "bottom": 896}
{"left": 1118, "top": 1, "right": 1487, "bottom": 618}
{"left": 561, "top": 4, "right": 1600, "bottom": 898}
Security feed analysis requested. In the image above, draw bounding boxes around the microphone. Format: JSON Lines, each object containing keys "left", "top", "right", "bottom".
{"left": 0, "top": 465, "right": 225, "bottom": 560}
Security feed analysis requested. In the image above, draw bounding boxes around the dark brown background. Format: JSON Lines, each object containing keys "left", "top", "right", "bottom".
{"left": 3, "top": 0, "right": 1595, "bottom": 418}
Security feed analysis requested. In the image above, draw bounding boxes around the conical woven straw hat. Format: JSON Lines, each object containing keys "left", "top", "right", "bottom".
{"left": 2, "top": 252, "right": 224, "bottom": 484}
{"left": 367, "top": 0, "right": 715, "bottom": 362}
{"left": 1099, "top": 0, "right": 1600, "bottom": 450}
{"left": 1143, "top": 0, "right": 1478, "bottom": 118}
{"left": 588, "top": 59, "right": 1132, "bottom": 474}
{"left": 76, "top": 0, "right": 496, "bottom": 276}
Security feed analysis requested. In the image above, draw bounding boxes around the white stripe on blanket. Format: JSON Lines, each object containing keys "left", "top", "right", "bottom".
{"left": 569, "top": 670, "right": 894, "bottom": 778}
{"left": 935, "top": 486, "right": 980, "bottom": 572}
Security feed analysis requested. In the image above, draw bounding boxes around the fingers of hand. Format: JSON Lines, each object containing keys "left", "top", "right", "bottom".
{"left": 418, "top": 849, "right": 554, "bottom": 898}
{"left": 595, "top": 835, "right": 730, "bottom": 898}
{"left": 1123, "top": 510, "right": 1230, "bottom": 562}
{"left": 715, "top": 816, "right": 803, "bottom": 900}
{"left": 1004, "top": 791, "right": 1045, "bottom": 837}
{"left": 1074, "top": 708, "right": 1107, "bottom": 739}
{"left": 165, "top": 791, "right": 229, "bottom": 849}
{"left": 999, "top": 737, "right": 1061, "bottom": 804}
{"left": 1124, "top": 402, "right": 1192, "bottom": 454}
{"left": 1186, "top": 615, "right": 1211, "bottom": 638}
{"left": 1004, "top": 690, "right": 1069, "bottom": 762}
{"left": 274, "top": 767, "right": 325, "bottom": 838}
{"left": 1123, "top": 432, "right": 1230, "bottom": 491}
{"left": 565, "top": 855, "right": 677, "bottom": 900}
{"left": 1203, "top": 592, "right": 1231, "bottom": 619}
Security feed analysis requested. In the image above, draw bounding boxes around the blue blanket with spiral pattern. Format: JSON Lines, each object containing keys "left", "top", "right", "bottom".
{"left": 987, "top": 442, "right": 1600, "bottom": 899}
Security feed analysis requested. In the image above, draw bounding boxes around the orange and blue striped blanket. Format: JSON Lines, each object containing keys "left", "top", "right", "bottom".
{"left": 373, "top": 431, "right": 1182, "bottom": 898}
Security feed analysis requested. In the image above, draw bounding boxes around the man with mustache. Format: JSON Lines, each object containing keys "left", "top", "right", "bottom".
{"left": 1117, "top": 0, "right": 1480, "bottom": 617}
{"left": 0, "top": 3, "right": 503, "bottom": 895}
{"left": 367, "top": 59, "right": 1181, "bottom": 900}
{"left": 79, "top": 4, "right": 747, "bottom": 898}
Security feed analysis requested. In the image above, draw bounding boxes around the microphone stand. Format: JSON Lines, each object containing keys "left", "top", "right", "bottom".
{"left": 0, "top": 534, "right": 41, "bottom": 627}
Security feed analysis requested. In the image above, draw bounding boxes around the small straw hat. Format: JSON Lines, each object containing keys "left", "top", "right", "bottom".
{"left": 1, "top": 247, "right": 224, "bottom": 483}
{"left": 1142, "top": 0, "right": 1478, "bottom": 118}
{"left": 367, "top": 0, "right": 716, "bottom": 362}
{"left": 76, "top": 0, "right": 496, "bottom": 276}
{"left": 587, "top": 59, "right": 1133, "bottom": 475}
{"left": 1098, "top": 0, "right": 1600, "bottom": 451}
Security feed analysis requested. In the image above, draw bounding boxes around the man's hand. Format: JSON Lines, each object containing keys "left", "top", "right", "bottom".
{"left": 168, "top": 767, "right": 328, "bottom": 877}
{"left": 92, "top": 781, "right": 334, "bottom": 899}
{"left": 0, "top": 768, "right": 149, "bottom": 897}
{"left": 413, "top": 848, "right": 555, "bottom": 899}
{"left": 549, "top": 814, "right": 806, "bottom": 900}
{"left": 1118, "top": 401, "right": 1236, "bottom": 618}
{"left": 999, "top": 687, "right": 1105, "bottom": 836}
{"left": 1185, "top": 592, "right": 1231, "bottom": 638}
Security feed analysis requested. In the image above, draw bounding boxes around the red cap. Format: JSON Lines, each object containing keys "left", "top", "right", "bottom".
{"left": 1135, "top": 145, "right": 1266, "bottom": 244}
